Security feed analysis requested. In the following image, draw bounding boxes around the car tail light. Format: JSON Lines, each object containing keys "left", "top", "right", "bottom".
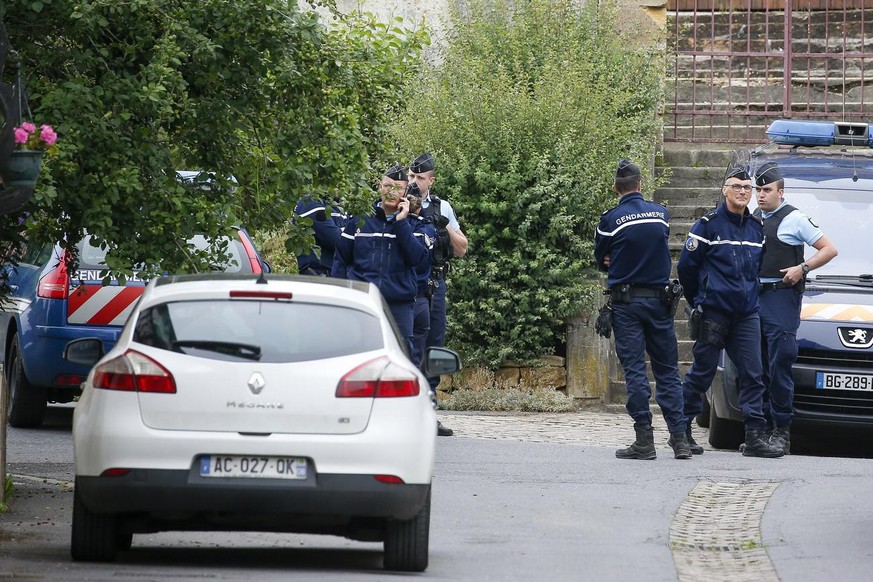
{"left": 237, "top": 230, "right": 263, "bottom": 273}
{"left": 54, "top": 374, "right": 85, "bottom": 386}
{"left": 336, "top": 356, "right": 421, "bottom": 398}
{"left": 100, "top": 468, "right": 132, "bottom": 477}
{"left": 229, "top": 290, "right": 293, "bottom": 300}
{"left": 92, "top": 350, "right": 176, "bottom": 394}
{"left": 37, "top": 253, "right": 70, "bottom": 299}
{"left": 374, "top": 475, "right": 405, "bottom": 484}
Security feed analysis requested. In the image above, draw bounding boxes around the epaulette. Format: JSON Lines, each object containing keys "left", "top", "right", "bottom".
{"left": 700, "top": 210, "right": 718, "bottom": 222}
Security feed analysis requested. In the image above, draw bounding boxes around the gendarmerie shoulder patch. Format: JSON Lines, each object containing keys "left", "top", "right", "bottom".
{"left": 684, "top": 236, "right": 699, "bottom": 252}
{"left": 700, "top": 210, "right": 718, "bottom": 222}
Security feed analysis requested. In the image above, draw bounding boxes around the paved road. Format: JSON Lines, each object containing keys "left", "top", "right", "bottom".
{"left": 3, "top": 407, "right": 873, "bottom": 581}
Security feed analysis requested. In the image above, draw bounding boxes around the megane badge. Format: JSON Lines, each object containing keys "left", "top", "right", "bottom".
{"left": 247, "top": 372, "right": 266, "bottom": 394}
{"left": 837, "top": 327, "right": 873, "bottom": 349}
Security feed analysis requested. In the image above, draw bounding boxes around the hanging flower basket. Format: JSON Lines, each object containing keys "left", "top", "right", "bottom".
{"left": 0, "top": 149, "right": 44, "bottom": 189}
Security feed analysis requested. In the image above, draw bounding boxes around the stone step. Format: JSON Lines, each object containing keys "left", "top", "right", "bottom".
{"left": 654, "top": 186, "right": 722, "bottom": 206}
{"left": 660, "top": 204, "right": 715, "bottom": 222}
{"left": 656, "top": 166, "right": 728, "bottom": 188}
{"left": 657, "top": 144, "right": 736, "bottom": 167}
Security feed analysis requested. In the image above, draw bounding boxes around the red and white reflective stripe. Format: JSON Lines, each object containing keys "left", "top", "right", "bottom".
{"left": 67, "top": 285, "right": 144, "bottom": 325}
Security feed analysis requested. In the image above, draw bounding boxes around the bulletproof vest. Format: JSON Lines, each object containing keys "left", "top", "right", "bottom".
{"left": 422, "top": 195, "right": 453, "bottom": 271}
{"left": 421, "top": 195, "right": 442, "bottom": 221}
{"left": 755, "top": 204, "right": 804, "bottom": 278}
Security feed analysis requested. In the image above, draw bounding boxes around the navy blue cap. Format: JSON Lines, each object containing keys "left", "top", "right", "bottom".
{"left": 725, "top": 166, "right": 751, "bottom": 181}
{"left": 410, "top": 152, "right": 435, "bottom": 174}
{"left": 755, "top": 161, "right": 782, "bottom": 186}
{"left": 384, "top": 163, "right": 408, "bottom": 182}
{"left": 616, "top": 159, "right": 641, "bottom": 179}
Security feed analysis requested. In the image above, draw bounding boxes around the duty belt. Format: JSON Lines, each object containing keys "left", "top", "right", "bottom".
{"left": 759, "top": 281, "right": 793, "bottom": 293}
{"left": 609, "top": 285, "right": 662, "bottom": 302}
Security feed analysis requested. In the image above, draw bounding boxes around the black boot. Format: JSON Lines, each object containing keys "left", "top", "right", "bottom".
{"left": 742, "top": 429, "right": 785, "bottom": 458}
{"left": 616, "top": 426, "right": 656, "bottom": 460}
{"left": 769, "top": 426, "right": 790, "bottom": 455}
{"left": 686, "top": 429, "right": 704, "bottom": 455}
{"left": 668, "top": 432, "right": 692, "bottom": 459}
{"left": 437, "top": 421, "right": 454, "bottom": 437}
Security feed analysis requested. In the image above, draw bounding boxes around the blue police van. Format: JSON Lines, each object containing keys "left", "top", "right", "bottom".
{"left": 1, "top": 172, "right": 270, "bottom": 429}
{"left": 706, "top": 119, "right": 873, "bottom": 449}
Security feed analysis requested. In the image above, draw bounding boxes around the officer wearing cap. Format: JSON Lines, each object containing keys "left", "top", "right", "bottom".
{"left": 293, "top": 195, "right": 349, "bottom": 277}
{"left": 335, "top": 164, "right": 429, "bottom": 356}
{"left": 678, "top": 165, "right": 784, "bottom": 458}
{"left": 753, "top": 161, "right": 837, "bottom": 454}
{"left": 595, "top": 159, "right": 691, "bottom": 460}
{"left": 408, "top": 152, "right": 468, "bottom": 437}
{"left": 406, "top": 192, "right": 437, "bottom": 368}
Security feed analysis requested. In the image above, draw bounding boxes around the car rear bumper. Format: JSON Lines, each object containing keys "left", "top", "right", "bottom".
{"left": 76, "top": 471, "right": 430, "bottom": 521}
{"left": 23, "top": 324, "right": 120, "bottom": 387}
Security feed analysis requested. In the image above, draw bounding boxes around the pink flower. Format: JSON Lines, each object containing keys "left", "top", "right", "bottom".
{"left": 14, "top": 127, "right": 30, "bottom": 145}
{"left": 12, "top": 122, "right": 58, "bottom": 151}
{"left": 40, "top": 125, "right": 58, "bottom": 147}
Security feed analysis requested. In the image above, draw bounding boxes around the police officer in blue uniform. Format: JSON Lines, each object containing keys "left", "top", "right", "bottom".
{"left": 335, "top": 164, "right": 429, "bottom": 357}
{"left": 753, "top": 161, "right": 837, "bottom": 454}
{"left": 408, "top": 153, "right": 468, "bottom": 437}
{"left": 678, "top": 166, "right": 784, "bottom": 458}
{"left": 594, "top": 159, "right": 691, "bottom": 460}
{"left": 293, "top": 195, "right": 348, "bottom": 276}
{"left": 406, "top": 192, "right": 437, "bottom": 368}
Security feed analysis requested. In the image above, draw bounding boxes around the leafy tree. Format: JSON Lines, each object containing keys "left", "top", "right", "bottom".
{"left": 0, "top": 0, "right": 428, "bottom": 280}
{"left": 392, "top": 0, "right": 663, "bottom": 367}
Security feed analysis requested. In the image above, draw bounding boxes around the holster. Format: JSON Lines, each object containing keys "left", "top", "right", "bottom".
{"left": 661, "top": 279, "right": 683, "bottom": 317}
{"left": 687, "top": 305, "right": 703, "bottom": 342}
{"left": 687, "top": 305, "right": 728, "bottom": 348}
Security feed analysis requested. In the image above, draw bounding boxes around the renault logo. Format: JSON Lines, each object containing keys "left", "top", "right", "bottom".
{"left": 247, "top": 372, "right": 266, "bottom": 395}
{"left": 838, "top": 327, "right": 873, "bottom": 349}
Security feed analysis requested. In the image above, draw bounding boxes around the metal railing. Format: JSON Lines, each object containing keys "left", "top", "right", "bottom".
{"left": 667, "top": 1, "right": 873, "bottom": 143}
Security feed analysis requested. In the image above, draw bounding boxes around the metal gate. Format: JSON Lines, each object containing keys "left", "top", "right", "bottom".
{"left": 667, "top": 1, "right": 873, "bottom": 143}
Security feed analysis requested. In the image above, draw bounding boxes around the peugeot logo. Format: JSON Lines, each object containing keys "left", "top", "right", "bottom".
{"left": 247, "top": 372, "right": 266, "bottom": 394}
{"left": 837, "top": 327, "right": 873, "bottom": 349}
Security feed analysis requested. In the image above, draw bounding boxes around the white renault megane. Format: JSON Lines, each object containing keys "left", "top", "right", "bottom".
{"left": 67, "top": 273, "right": 461, "bottom": 572}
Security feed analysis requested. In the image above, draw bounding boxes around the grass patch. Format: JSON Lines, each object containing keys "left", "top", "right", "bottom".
{"left": 0, "top": 474, "right": 13, "bottom": 512}
{"left": 441, "top": 388, "right": 578, "bottom": 412}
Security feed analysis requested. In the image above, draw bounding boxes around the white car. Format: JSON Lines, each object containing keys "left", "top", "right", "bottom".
{"left": 67, "top": 273, "right": 461, "bottom": 571}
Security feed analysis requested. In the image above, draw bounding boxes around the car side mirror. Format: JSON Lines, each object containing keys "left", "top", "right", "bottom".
{"left": 64, "top": 338, "right": 105, "bottom": 366}
{"left": 422, "top": 347, "right": 462, "bottom": 377}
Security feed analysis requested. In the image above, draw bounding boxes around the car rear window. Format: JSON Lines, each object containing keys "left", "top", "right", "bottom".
{"left": 76, "top": 234, "right": 252, "bottom": 275}
{"left": 132, "top": 299, "right": 384, "bottom": 362}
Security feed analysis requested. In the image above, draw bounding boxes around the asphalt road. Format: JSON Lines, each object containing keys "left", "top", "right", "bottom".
{"left": 2, "top": 407, "right": 873, "bottom": 581}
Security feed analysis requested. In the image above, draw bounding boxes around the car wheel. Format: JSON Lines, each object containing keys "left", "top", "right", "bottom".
{"left": 696, "top": 393, "right": 711, "bottom": 428}
{"left": 383, "top": 487, "right": 430, "bottom": 572}
{"left": 6, "top": 335, "right": 47, "bottom": 428}
{"left": 708, "top": 399, "right": 744, "bottom": 450}
{"left": 71, "top": 485, "right": 118, "bottom": 562}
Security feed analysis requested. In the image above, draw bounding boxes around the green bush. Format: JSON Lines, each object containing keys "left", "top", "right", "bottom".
{"left": 392, "top": 0, "right": 663, "bottom": 368}
{"left": 1, "top": 1, "right": 428, "bottom": 283}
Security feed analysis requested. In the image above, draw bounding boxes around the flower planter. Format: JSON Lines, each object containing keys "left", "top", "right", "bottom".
{"left": 0, "top": 149, "right": 44, "bottom": 189}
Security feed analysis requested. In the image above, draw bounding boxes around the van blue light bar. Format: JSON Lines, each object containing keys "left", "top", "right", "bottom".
{"left": 766, "top": 119, "right": 871, "bottom": 147}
